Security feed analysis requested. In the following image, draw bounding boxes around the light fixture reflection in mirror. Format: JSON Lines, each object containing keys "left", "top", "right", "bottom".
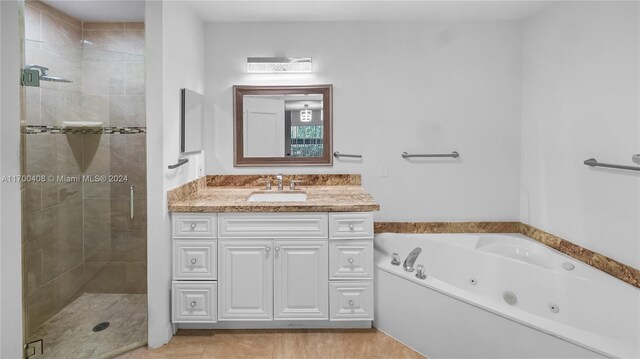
{"left": 300, "top": 104, "right": 312, "bottom": 122}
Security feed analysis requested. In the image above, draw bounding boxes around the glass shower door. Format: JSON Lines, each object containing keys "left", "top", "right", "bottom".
{"left": 21, "top": 2, "right": 147, "bottom": 356}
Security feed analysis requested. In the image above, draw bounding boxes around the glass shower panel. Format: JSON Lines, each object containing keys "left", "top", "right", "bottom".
{"left": 22, "top": 33, "right": 147, "bottom": 358}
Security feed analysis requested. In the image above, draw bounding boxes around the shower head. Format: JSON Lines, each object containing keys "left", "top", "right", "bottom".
{"left": 40, "top": 75, "right": 73, "bottom": 83}
{"left": 24, "top": 64, "right": 73, "bottom": 84}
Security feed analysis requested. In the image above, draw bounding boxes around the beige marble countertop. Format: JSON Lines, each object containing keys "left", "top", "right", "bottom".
{"left": 168, "top": 185, "right": 380, "bottom": 213}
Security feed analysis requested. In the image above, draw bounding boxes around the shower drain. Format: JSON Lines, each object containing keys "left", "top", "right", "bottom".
{"left": 92, "top": 322, "right": 110, "bottom": 332}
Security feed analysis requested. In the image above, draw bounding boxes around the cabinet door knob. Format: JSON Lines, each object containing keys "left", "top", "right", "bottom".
{"left": 348, "top": 300, "right": 355, "bottom": 307}
{"left": 348, "top": 224, "right": 355, "bottom": 231}
{"left": 348, "top": 258, "right": 354, "bottom": 264}
{"left": 275, "top": 246, "right": 280, "bottom": 252}
{"left": 265, "top": 245, "right": 271, "bottom": 252}
{"left": 189, "top": 223, "right": 196, "bottom": 231}
{"left": 190, "top": 258, "right": 197, "bottom": 265}
{"left": 190, "top": 301, "right": 196, "bottom": 308}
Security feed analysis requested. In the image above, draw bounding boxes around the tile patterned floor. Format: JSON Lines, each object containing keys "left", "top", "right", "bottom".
{"left": 117, "top": 328, "right": 425, "bottom": 359}
{"left": 29, "top": 293, "right": 147, "bottom": 359}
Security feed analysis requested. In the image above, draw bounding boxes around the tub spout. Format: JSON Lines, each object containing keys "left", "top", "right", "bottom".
{"left": 403, "top": 247, "right": 422, "bottom": 272}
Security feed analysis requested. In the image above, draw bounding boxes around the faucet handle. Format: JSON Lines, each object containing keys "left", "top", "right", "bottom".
{"left": 261, "top": 179, "right": 272, "bottom": 190}
{"left": 415, "top": 264, "right": 426, "bottom": 280}
{"left": 289, "top": 180, "right": 303, "bottom": 190}
{"left": 391, "top": 253, "right": 401, "bottom": 266}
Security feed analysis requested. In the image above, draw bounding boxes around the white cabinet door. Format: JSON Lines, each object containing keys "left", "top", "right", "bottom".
{"left": 274, "top": 240, "right": 328, "bottom": 320}
{"left": 218, "top": 240, "right": 273, "bottom": 321}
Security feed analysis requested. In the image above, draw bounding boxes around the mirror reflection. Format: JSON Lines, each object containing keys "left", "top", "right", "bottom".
{"left": 233, "top": 85, "right": 332, "bottom": 167}
{"left": 243, "top": 94, "right": 324, "bottom": 158}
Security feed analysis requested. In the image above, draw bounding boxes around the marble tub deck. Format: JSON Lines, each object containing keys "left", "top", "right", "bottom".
{"left": 29, "top": 293, "right": 147, "bottom": 359}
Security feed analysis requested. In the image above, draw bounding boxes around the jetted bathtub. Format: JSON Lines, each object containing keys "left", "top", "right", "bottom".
{"left": 374, "top": 233, "right": 639, "bottom": 358}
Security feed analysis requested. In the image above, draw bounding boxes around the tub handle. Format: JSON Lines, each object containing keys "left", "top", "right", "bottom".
{"left": 415, "top": 264, "right": 426, "bottom": 280}
{"left": 391, "top": 253, "right": 401, "bottom": 266}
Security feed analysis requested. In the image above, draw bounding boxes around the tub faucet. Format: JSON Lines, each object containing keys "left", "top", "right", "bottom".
{"left": 276, "top": 174, "right": 283, "bottom": 191}
{"left": 403, "top": 247, "right": 422, "bottom": 272}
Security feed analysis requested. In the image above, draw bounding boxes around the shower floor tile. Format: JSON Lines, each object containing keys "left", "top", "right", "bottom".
{"left": 28, "top": 293, "right": 147, "bottom": 359}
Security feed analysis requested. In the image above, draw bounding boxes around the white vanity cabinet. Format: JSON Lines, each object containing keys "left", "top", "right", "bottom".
{"left": 171, "top": 211, "right": 374, "bottom": 327}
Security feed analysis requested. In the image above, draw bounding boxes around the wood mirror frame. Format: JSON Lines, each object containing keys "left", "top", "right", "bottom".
{"left": 233, "top": 84, "right": 333, "bottom": 167}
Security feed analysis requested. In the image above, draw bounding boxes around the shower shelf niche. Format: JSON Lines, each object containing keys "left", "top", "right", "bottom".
{"left": 62, "top": 121, "right": 104, "bottom": 128}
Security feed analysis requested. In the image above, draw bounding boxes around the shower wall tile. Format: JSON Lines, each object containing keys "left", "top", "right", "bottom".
{"left": 82, "top": 262, "right": 146, "bottom": 294}
{"left": 111, "top": 230, "right": 147, "bottom": 262}
{"left": 25, "top": 4, "right": 41, "bottom": 42}
{"left": 82, "top": 134, "right": 111, "bottom": 174}
{"left": 26, "top": 0, "right": 81, "bottom": 28}
{"left": 40, "top": 89, "right": 82, "bottom": 126}
{"left": 25, "top": 87, "right": 41, "bottom": 125}
{"left": 82, "top": 95, "right": 110, "bottom": 125}
{"left": 41, "top": 12, "right": 82, "bottom": 48}
{"left": 125, "top": 22, "right": 145, "bottom": 30}
{"left": 82, "top": 62, "right": 125, "bottom": 95}
{"left": 125, "top": 63, "right": 146, "bottom": 95}
{"left": 84, "top": 198, "right": 113, "bottom": 263}
{"left": 82, "top": 29, "right": 145, "bottom": 56}
{"left": 83, "top": 22, "right": 125, "bottom": 30}
{"left": 109, "top": 95, "right": 146, "bottom": 127}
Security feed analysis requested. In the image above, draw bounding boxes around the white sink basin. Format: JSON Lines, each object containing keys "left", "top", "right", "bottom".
{"left": 247, "top": 192, "right": 307, "bottom": 202}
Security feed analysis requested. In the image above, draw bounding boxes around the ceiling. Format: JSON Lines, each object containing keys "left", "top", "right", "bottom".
{"left": 41, "top": 1, "right": 550, "bottom": 23}
{"left": 187, "top": 1, "right": 550, "bottom": 23}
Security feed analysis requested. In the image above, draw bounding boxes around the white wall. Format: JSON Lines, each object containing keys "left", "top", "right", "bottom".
{"left": 521, "top": 1, "right": 640, "bottom": 268}
{"left": 0, "top": 1, "right": 24, "bottom": 358}
{"left": 204, "top": 22, "right": 522, "bottom": 221}
{"left": 146, "top": 0, "right": 205, "bottom": 348}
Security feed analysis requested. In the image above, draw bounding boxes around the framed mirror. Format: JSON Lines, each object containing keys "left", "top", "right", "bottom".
{"left": 181, "top": 88, "right": 204, "bottom": 153}
{"left": 233, "top": 84, "right": 333, "bottom": 166}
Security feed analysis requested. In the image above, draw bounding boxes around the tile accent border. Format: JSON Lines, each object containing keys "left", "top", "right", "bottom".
{"left": 518, "top": 223, "right": 639, "bottom": 288}
{"left": 374, "top": 221, "right": 640, "bottom": 288}
{"left": 206, "top": 174, "right": 361, "bottom": 187}
{"left": 24, "top": 125, "right": 147, "bottom": 135}
{"left": 374, "top": 221, "right": 520, "bottom": 234}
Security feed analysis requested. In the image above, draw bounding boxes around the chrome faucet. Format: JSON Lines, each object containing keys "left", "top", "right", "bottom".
{"left": 276, "top": 174, "right": 284, "bottom": 191}
{"left": 403, "top": 247, "right": 422, "bottom": 272}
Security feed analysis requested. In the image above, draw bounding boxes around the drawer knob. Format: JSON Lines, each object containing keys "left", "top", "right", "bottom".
{"left": 190, "top": 258, "right": 197, "bottom": 265}
{"left": 190, "top": 301, "right": 196, "bottom": 308}
{"left": 189, "top": 223, "right": 196, "bottom": 231}
{"left": 348, "top": 300, "right": 355, "bottom": 307}
{"left": 275, "top": 246, "right": 280, "bottom": 252}
{"left": 348, "top": 258, "right": 354, "bottom": 264}
{"left": 265, "top": 245, "right": 271, "bottom": 252}
{"left": 348, "top": 224, "right": 355, "bottom": 231}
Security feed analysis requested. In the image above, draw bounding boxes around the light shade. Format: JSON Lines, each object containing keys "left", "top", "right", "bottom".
{"left": 247, "top": 57, "right": 312, "bottom": 73}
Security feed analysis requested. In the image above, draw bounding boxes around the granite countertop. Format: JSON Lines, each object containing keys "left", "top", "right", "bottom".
{"left": 168, "top": 185, "right": 379, "bottom": 212}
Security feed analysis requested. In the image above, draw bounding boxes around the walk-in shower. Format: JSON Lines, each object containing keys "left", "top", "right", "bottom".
{"left": 21, "top": 1, "right": 147, "bottom": 357}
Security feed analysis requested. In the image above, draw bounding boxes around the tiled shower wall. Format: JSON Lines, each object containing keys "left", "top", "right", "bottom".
{"left": 22, "top": 0, "right": 146, "bottom": 335}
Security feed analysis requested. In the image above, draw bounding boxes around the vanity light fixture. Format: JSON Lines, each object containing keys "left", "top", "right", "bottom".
{"left": 247, "top": 57, "right": 312, "bottom": 73}
{"left": 300, "top": 104, "right": 312, "bottom": 122}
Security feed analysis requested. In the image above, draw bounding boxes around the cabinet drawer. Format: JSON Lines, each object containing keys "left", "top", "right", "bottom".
{"left": 173, "top": 240, "right": 217, "bottom": 280}
{"left": 218, "top": 213, "right": 328, "bottom": 239}
{"left": 173, "top": 213, "right": 217, "bottom": 238}
{"left": 329, "top": 240, "right": 373, "bottom": 280}
{"left": 329, "top": 281, "right": 373, "bottom": 321}
{"left": 329, "top": 213, "right": 373, "bottom": 239}
{"left": 172, "top": 281, "right": 217, "bottom": 323}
